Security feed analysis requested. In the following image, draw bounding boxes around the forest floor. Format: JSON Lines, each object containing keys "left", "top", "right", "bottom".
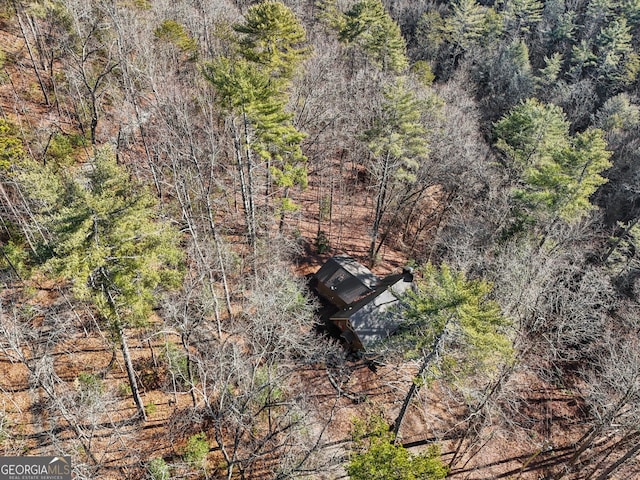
{"left": 287, "top": 178, "right": 591, "bottom": 480}
{"left": 1, "top": 23, "right": 634, "bottom": 480}
{"left": 291, "top": 155, "right": 410, "bottom": 276}
{"left": 0, "top": 312, "right": 590, "bottom": 480}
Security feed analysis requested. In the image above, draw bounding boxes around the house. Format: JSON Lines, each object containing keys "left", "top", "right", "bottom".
{"left": 313, "top": 255, "right": 414, "bottom": 351}
{"left": 313, "top": 255, "right": 379, "bottom": 310}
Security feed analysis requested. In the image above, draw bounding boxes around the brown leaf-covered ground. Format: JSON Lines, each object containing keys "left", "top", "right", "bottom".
{"left": 1, "top": 20, "right": 637, "bottom": 480}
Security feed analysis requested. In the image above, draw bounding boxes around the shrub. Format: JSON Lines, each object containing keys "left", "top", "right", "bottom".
{"left": 117, "top": 382, "right": 132, "bottom": 398}
{"left": 183, "top": 432, "right": 209, "bottom": 467}
{"left": 316, "top": 230, "right": 330, "bottom": 253}
{"left": 348, "top": 415, "right": 448, "bottom": 480}
{"left": 44, "top": 133, "right": 74, "bottom": 166}
{"left": 145, "top": 402, "right": 157, "bottom": 416}
{"left": 147, "top": 457, "right": 170, "bottom": 480}
{"left": 76, "top": 372, "right": 103, "bottom": 405}
{"left": 0, "top": 119, "right": 24, "bottom": 170}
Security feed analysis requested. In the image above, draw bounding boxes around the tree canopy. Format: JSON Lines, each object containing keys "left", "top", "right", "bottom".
{"left": 495, "top": 98, "right": 612, "bottom": 223}
{"left": 203, "top": 1, "right": 310, "bottom": 240}
{"left": 3, "top": 0, "right": 640, "bottom": 477}
{"left": 348, "top": 415, "right": 448, "bottom": 480}
{"left": 394, "top": 262, "right": 513, "bottom": 382}
{"left": 234, "top": 0, "right": 311, "bottom": 80}
{"left": 364, "top": 77, "right": 430, "bottom": 264}
{"left": 0, "top": 119, "right": 25, "bottom": 171}
{"left": 337, "top": 0, "right": 409, "bottom": 72}
{"left": 40, "top": 147, "right": 183, "bottom": 326}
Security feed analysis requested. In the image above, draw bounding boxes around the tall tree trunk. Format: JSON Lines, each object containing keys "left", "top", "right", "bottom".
{"left": 553, "top": 386, "right": 635, "bottom": 479}
{"left": 197, "top": 142, "right": 233, "bottom": 320}
{"left": 278, "top": 186, "right": 290, "bottom": 232}
{"left": 369, "top": 152, "right": 391, "bottom": 267}
{"left": 181, "top": 333, "right": 197, "bottom": 408}
{"left": 393, "top": 328, "right": 448, "bottom": 439}
{"left": 12, "top": 1, "right": 50, "bottom": 106}
{"left": 242, "top": 112, "right": 258, "bottom": 246}
{"left": 202, "top": 194, "right": 233, "bottom": 320}
{"left": 118, "top": 326, "right": 147, "bottom": 421}
{"left": 172, "top": 167, "right": 224, "bottom": 338}
{"left": 448, "top": 365, "right": 513, "bottom": 468}
{"left": 231, "top": 117, "right": 256, "bottom": 248}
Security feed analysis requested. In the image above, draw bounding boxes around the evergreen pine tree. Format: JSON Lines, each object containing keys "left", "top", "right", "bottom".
{"left": 494, "top": 97, "right": 569, "bottom": 169}
{"left": 338, "top": 0, "right": 409, "bottom": 73}
{"left": 234, "top": 1, "right": 311, "bottom": 81}
{"left": 441, "top": 0, "right": 487, "bottom": 52}
{"left": 389, "top": 262, "right": 513, "bottom": 437}
{"left": 363, "top": 77, "right": 430, "bottom": 265}
{"left": 41, "top": 147, "right": 183, "bottom": 420}
{"left": 205, "top": 1, "right": 310, "bottom": 239}
{"left": 348, "top": 415, "right": 448, "bottom": 480}
{"left": 501, "top": 0, "right": 544, "bottom": 37}
{"left": 0, "top": 119, "right": 24, "bottom": 171}
{"left": 594, "top": 17, "right": 639, "bottom": 87}
{"left": 495, "top": 99, "right": 612, "bottom": 223}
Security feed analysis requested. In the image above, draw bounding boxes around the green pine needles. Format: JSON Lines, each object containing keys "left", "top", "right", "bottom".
{"left": 14, "top": 145, "right": 183, "bottom": 420}
{"left": 235, "top": 1, "right": 311, "bottom": 80}
{"left": 494, "top": 98, "right": 612, "bottom": 224}
{"left": 398, "top": 263, "right": 514, "bottom": 384}
{"left": 0, "top": 119, "right": 25, "bottom": 171}
{"left": 204, "top": 1, "right": 311, "bottom": 238}
{"left": 42, "top": 146, "right": 183, "bottom": 327}
{"left": 348, "top": 415, "right": 448, "bottom": 480}
{"left": 364, "top": 77, "right": 431, "bottom": 264}
{"left": 154, "top": 19, "right": 198, "bottom": 57}
{"left": 335, "top": 0, "right": 409, "bottom": 73}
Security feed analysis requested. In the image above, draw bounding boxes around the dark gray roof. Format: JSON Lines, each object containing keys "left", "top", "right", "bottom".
{"left": 314, "top": 255, "right": 379, "bottom": 288}
{"left": 314, "top": 255, "right": 380, "bottom": 307}
{"left": 331, "top": 272, "right": 414, "bottom": 349}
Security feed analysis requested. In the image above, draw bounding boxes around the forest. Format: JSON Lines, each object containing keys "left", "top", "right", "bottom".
{"left": 0, "top": 0, "right": 639, "bottom": 478}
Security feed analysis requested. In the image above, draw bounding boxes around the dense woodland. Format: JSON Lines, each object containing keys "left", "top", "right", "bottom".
{"left": 0, "top": 0, "right": 639, "bottom": 478}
